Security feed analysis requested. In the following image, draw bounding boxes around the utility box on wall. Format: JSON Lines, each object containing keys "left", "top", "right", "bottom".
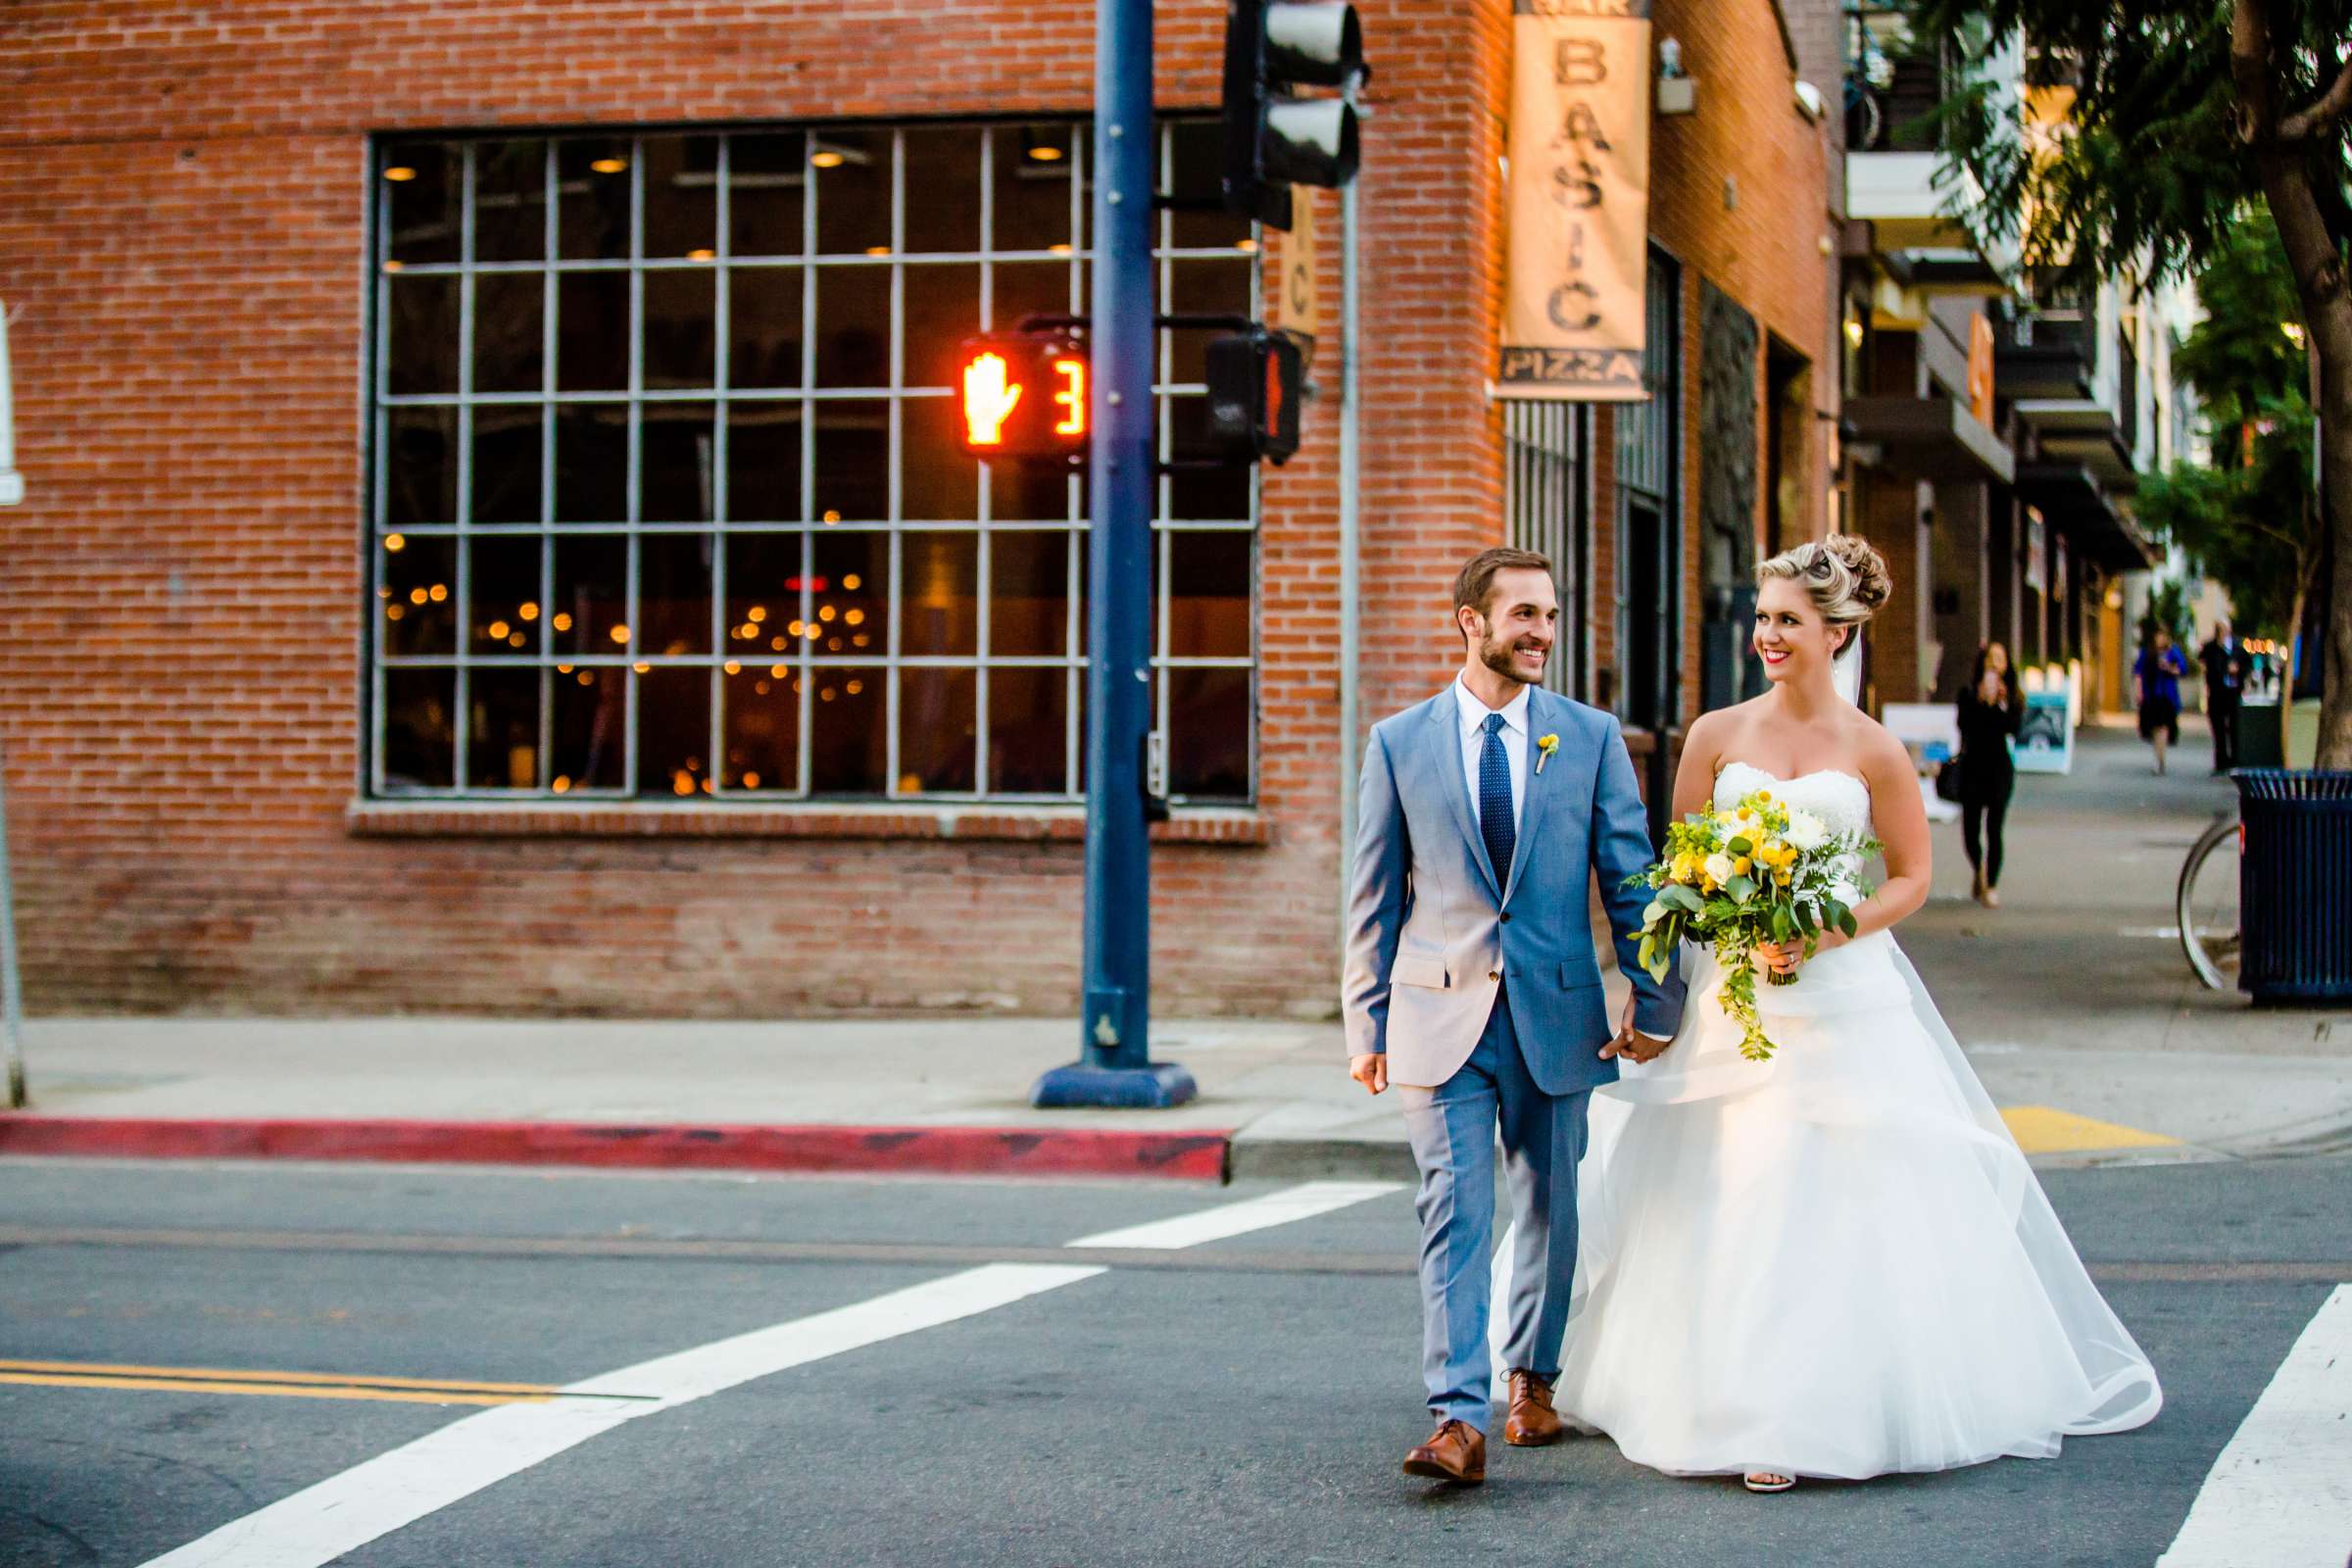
{"left": 0, "top": 299, "right": 21, "bottom": 506}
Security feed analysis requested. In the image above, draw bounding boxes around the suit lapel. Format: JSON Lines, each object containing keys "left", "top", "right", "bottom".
{"left": 1426, "top": 692, "right": 1502, "bottom": 901}
{"left": 1500, "top": 689, "right": 1555, "bottom": 906}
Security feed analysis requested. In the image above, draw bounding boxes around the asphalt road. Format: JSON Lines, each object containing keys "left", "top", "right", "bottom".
{"left": 2, "top": 1154, "right": 2346, "bottom": 1568}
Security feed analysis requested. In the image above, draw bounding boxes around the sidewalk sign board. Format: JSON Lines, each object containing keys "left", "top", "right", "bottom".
{"left": 2015, "top": 691, "right": 2075, "bottom": 773}
{"left": 1883, "top": 702, "right": 1963, "bottom": 822}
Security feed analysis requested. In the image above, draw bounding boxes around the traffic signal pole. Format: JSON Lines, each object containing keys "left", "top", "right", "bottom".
{"left": 1030, "top": 0, "right": 1197, "bottom": 1109}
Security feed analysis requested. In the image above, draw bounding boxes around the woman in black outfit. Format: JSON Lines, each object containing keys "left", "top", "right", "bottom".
{"left": 1955, "top": 641, "right": 2024, "bottom": 908}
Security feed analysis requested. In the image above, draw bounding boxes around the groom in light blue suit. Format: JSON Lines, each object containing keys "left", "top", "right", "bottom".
{"left": 1344, "top": 548, "right": 1686, "bottom": 1485}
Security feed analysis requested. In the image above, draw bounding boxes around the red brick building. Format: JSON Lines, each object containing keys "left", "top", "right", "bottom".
{"left": 0, "top": 0, "right": 1836, "bottom": 1019}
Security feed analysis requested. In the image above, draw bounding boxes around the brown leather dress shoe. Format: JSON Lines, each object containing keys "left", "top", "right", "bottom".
{"left": 1504, "top": 1370, "right": 1566, "bottom": 1446}
{"left": 1401, "top": 1418, "right": 1487, "bottom": 1483}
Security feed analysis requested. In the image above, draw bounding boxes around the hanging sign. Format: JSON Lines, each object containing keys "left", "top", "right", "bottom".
{"left": 1496, "top": 0, "right": 1652, "bottom": 401}
{"left": 1281, "top": 188, "right": 1322, "bottom": 340}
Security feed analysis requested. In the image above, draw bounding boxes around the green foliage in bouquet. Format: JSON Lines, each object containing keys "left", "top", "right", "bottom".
{"left": 1624, "top": 788, "right": 1880, "bottom": 1061}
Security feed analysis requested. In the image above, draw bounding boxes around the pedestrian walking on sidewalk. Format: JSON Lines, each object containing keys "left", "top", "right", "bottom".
{"left": 2197, "top": 621, "right": 2250, "bottom": 772}
{"left": 2133, "top": 627, "right": 2188, "bottom": 775}
{"left": 1955, "top": 641, "right": 2024, "bottom": 908}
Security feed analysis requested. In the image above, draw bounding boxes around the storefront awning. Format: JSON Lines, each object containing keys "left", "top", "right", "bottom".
{"left": 1844, "top": 394, "right": 2015, "bottom": 483}
{"left": 2016, "top": 460, "right": 2156, "bottom": 570}
{"left": 2013, "top": 399, "right": 2132, "bottom": 483}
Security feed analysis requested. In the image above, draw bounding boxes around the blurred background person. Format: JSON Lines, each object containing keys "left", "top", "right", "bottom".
{"left": 1955, "top": 641, "right": 2024, "bottom": 908}
{"left": 2134, "top": 626, "right": 2189, "bottom": 776}
{"left": 2198, "top": 620, "right": 2250, "bottom": 772}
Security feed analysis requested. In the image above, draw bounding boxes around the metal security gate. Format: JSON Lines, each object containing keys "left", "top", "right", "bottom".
{"left": 1503, "top": 399, "right": 1590, "bottom": 703}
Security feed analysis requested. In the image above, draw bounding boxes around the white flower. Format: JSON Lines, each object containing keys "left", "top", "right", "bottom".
{"left": 1783, "top": 809, "right": 1830, "bottom": 853}
{"left": 1704, "top": 853, "right": 1739, "bottom": 886}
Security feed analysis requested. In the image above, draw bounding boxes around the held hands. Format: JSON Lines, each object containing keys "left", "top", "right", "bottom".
{"left": 1600, "top": 996, "right": 1671, "bottom": 1064}
{"left": 1348, "top": 1053, "right": 1389, "bottom": 1096}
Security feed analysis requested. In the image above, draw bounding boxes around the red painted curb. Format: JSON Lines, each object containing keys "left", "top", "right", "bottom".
{"left": 0, "top": 1116, "right": 1234, "bottom": 1182}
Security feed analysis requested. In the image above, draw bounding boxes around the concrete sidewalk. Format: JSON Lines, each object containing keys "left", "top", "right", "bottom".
{"left": 3, "top": 725, "right": 2346, "bottom": 1182}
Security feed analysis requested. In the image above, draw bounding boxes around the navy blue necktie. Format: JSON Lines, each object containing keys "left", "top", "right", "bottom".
{"left": 1478, "top": 711, "right": 1516, "bottom": 883}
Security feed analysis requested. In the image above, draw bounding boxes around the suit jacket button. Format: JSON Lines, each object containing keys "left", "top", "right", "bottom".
{"left": 1488, "top": 969, "right": 1501, "bottom": 982}
{"left": 1499, "top": 912, "right": 1512, "bottom": 924}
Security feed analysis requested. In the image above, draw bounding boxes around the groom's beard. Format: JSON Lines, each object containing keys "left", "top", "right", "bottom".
{"left": 1478, "top": 626, "right": 1548, "bottom": 687}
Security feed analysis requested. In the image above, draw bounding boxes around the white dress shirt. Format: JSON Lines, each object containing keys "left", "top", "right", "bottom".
{"left": 1453, "top": 677, "right": 1530, "bottom": 836}
{"left": 1455, "top": 676, "right": 1667, "bottom": 1045}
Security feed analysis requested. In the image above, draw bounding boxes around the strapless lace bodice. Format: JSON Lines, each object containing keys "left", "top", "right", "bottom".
{"left": 1713, "top": 760, "right": 1874, "bottom": 843}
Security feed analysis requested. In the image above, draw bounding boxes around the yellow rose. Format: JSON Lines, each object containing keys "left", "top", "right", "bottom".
{"left": 1734, "top": 856, "right": 1752, "bottom": 876}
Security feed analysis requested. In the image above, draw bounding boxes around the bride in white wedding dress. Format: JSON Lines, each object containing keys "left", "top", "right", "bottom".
{"left": 1555, "top": 535, "right": 2161, "bottom": 1493}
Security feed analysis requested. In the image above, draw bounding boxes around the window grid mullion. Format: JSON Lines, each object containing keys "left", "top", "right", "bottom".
{"left": 796, "top": 127, "right": 817, "bottom": 800}
{"left": 710, "top": 134, "right": 733, "bottom": 795}
{"left": 369, "top": 158, "right": 391, "bottom": 796}
{"left": 452, "top": 141, "right": 477, "bottom": 793}
{"left": 538, "top": 139, "right": 559, "bottom": 790}
{"left": 621, "top": 134, "right": 646, "bottom": 797}
{"left": 885, "top": 125, "right": 906, "bottom": 799}
{"left": 1067, "top": 121, "right": 1086, "bottom": 801}
{"left": 976, "top": 130, "right": 997, "bottom": 792}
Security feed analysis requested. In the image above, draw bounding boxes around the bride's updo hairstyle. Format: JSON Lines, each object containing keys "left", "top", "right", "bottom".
{"left": 1755, "top": 534, "right": 1891, "bottom": 658}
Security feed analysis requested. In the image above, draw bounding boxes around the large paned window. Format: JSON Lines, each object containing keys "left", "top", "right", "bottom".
{"left": 367, "top": 122, "right": 1258, "bottom": 805}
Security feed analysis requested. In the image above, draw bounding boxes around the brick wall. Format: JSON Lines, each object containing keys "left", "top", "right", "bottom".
{"left": 1590, "top": 0, "right": 1837, "bottom": 737}
{"left": 0, "top": 0, "right": 1831, "bottom": 1019}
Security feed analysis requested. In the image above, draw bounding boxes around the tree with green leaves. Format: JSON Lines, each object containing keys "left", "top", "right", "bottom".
{"left": 1918, "top": 0, "right": 2352, "bottom": 766}
{"left": 2136, "top": 211, "right": 2320, "bottom": 755}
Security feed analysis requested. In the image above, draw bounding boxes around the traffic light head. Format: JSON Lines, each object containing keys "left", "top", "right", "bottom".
{"left": 956, "top": 331, "right": 1089, "bottom": 464}
{"left": 1222, "top": 0, "right": 1367, "bottom": 230}
{"left": 1206, "top": 328, "right": 1304, "bottom": 465}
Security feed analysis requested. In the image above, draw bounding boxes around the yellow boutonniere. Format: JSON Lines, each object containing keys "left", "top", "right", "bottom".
{"left": 1535, "top": 733, "right": 1560, "bottom": 775}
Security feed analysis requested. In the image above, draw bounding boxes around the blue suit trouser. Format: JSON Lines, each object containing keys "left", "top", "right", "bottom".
{"left": 1396, "top": 982, "right": 1591, "bottom": 1433}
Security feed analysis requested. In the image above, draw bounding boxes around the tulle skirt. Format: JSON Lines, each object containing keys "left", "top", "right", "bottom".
{"left": 1555, "top": 934, "right": 2162, "bottom": 1480}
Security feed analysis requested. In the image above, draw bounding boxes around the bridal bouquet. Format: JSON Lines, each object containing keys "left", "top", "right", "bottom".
{"left": 1624, "top": 787, "right": 1880, "bottom": 1061}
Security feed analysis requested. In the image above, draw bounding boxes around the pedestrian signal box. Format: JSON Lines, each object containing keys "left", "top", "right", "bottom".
{"left": 1206, "top": 327, "right": 1304, "bottom": 465}
{"left": 957, "top": 331, "right": 1089, "bottom": 464}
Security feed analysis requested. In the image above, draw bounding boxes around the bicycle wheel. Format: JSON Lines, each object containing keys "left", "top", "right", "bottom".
{"left": 2177, "top": 812, "right": 2241, "bottom": 991}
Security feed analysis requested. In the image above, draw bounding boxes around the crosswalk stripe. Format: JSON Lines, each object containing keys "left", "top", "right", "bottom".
{"left": 132, "top": 1180, "right": 1385, "bottom": 1568}
{"left": 1062, "top": 1179, "right": 1403, "bottom": 1250}
{"left": 133, "top": 1263, "right": 1102, "bottom": 1568}
{"left": 2156, "top": 1284, "right": 2352, "bottom": 1568}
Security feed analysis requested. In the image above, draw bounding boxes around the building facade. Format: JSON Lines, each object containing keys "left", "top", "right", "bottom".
{"left": 1838, "top": 10, "right": 2172, "bottom": 719}
{"left": 0, "top": 0, "right": 1838, "bottom": 1018}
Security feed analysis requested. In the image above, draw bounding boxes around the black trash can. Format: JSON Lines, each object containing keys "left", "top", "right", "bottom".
{"left": 2235, "top": 769, "right": 2352, "bottom": 1003}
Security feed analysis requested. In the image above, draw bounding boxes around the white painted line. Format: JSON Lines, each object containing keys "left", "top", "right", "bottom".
{"left": 2156, "top": 1284, "right": 2352, "bottom": 1568}
{"left": 1063, "top": 1179, "right": 1404, "bottom": 1250}
{"left": 135, "top": 1263, "right": 1101, "bottom": 1568}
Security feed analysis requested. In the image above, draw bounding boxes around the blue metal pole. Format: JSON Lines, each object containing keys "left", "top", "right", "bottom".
{"left": 1031, "top": 0, "right": 1195, "bottom": 1109}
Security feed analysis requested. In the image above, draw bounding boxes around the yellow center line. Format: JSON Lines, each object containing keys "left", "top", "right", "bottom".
{"left": 0, "top": 1371, "right": 550, "bottom": 1405}
{"left": 0, "top": 1357, "right": 560, "bottom": 1394}
{"left": 0, "top": 1358, "right": 655, "bottom": 1407}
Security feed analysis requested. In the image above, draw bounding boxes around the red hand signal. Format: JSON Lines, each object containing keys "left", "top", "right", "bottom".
{"left": 961, "top": 353, "right": 1024, "bottom": 448}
